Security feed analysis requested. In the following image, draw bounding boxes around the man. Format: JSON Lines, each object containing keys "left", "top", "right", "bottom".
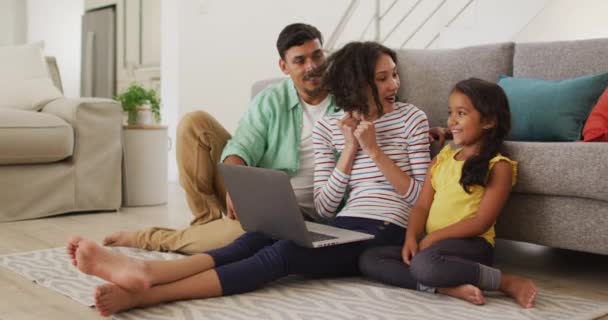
{"left": 104, "top": 23, "right": 335, "bottom": 254}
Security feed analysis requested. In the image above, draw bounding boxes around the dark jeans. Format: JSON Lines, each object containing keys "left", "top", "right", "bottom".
{"left": 205, "top": 217, "right": 405, "bottom": 295}
{"left": 359, "top": 237, "right": 494, "bottom": 290}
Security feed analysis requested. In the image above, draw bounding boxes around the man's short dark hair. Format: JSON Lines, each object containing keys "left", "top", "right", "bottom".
{"left": 276, "top": 23, "right": 323, "bottom": 59}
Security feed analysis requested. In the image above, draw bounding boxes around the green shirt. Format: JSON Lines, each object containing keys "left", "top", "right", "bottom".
{"left": 221, "top": 79, "right": 338, "bottom": 176}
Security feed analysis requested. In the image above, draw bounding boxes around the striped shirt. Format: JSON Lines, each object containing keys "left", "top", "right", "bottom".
{"left": 312, "top": 102, "right": 431, "bottom": 228}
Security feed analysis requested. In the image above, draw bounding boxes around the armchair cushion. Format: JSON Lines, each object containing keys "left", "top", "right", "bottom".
{"left": 0, "top": 108, "right": 73, "bottom": 164}
{"left": 0, "top": 44, "right": 62, "bottom": 111}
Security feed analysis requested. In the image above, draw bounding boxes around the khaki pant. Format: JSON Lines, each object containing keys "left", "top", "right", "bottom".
{"left": 134, "top": 111, "right": 245, "bottom": 254}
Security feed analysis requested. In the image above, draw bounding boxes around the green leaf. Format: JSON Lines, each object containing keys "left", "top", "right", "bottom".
{"left": 115, "top": 83, "right": 162, "bottom": 122}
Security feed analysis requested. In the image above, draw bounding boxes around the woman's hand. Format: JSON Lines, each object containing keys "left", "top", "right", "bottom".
{"left": 401, "top": 238, "right": 419, "bottom": 265}
{"left": 354, "top": 115, "right": 380, "bottom": 157}
{"left": 226, "top": 192, "right": 238, "bottom": 220}
{"left": 339, "top": 112, "right": 360, "bottom": 151}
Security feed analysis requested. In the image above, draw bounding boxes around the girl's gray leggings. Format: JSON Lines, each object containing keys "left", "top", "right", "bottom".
{"left": 359, "top": 237, "right": 502, "bottom": 292}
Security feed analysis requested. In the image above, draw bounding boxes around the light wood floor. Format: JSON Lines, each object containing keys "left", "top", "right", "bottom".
{"left": 0, "top": 183, "right": 607, "bottom": 319}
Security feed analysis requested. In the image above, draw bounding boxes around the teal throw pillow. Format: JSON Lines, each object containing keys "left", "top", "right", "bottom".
{"left": 498, "top": 73, "right": 608, "bottom": 141}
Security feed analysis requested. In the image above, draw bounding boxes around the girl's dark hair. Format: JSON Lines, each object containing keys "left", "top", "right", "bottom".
{"left": 320, "top": 41, "right": 397, "bottom": 117}
{"left": 276, "top": 23, "right": 323, "bottom": 59}
{"left": 453, "top": 78, "right": 511, "bottom": 193}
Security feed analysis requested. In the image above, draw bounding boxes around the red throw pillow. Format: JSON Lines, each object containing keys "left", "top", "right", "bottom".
{"left": 583, "top": 88, "right": 608, "bottom": 142}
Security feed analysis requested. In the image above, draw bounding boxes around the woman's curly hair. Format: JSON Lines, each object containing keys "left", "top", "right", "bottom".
{"left": 319, "top": 41, "right": 397, "bottom": 117}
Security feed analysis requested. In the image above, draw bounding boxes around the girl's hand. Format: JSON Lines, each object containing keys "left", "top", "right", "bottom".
{"left": 354, "top": 115, "right": 380, "bottom": 157}
{"left": 339, "top": 112, "right": 360, "bottom": 151}
{"left": 418, "top": 234, "right": 438, "bottom": 251}
{"left": 402, "top": 238, "right": 419, "bottom": 265}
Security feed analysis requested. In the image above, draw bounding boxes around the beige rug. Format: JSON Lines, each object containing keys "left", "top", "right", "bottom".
{"left": 1, "top": 247, "right": 607, "bottom": 320}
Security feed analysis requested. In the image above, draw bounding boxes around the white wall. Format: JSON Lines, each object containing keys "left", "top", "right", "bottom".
{"left": 161, "top": 0, "right": 608, "bottom": 181}
{"left": 161, "top": 0, "right": 180, "bottom": 182}
{"left": 26, "top": 0, "right": 83, "bottom": 98}
{"left": 514, "top": 0, "right": 608, "bottom": 42}
{"left": 438, "top": 0, "right": 548, "bottom": 48}
{"left": 0, "top": 0, "right": 26, "bottom": 45}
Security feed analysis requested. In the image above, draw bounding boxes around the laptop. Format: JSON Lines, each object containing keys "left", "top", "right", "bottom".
{"left": 218, "top": 164, "right": 374, "bottom": 248}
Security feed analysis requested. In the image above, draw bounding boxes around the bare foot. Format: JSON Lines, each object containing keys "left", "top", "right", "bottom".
{"left": 74, "top": 239, "right": 151, "bottom": 292}
{"left": 500, "top": 273, "right": 537, "bottom": 308}
{"left": 103, "top": 231, "right": 137, "bottom": 247}
{"left": 95, "top": 283, "right": 142, "bottom": 316}
{"left": 67, "top": 235, "right": 83, "bottom": 266}
{"left": 438, "top": 284, "right": 486, "bottom": 305}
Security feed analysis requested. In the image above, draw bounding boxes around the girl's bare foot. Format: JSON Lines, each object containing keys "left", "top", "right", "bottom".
{"left": 74, "top": 239, "right": 151, "bottom": 291}
{"left": 67, "top": 235, "right": 83, "bottom": 266}
{"left": 438, "top": 284, "right": 486, "bottom": 305}
{"left": 103, "top": 231, "right": 137, "bottom": 247}
{"left": 500, "top": 274, "right": 537, "bottom": 308}
{"left": 95, "top": 283, "right": 141, "bottom": 316}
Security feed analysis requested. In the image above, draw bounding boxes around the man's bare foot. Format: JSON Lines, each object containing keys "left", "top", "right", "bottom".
{"left": 73, "top": 238, "right": 151, "bottom": 291}
{"left": 103, "top": 231, "right": 137, "bottom": 247}
{"left": 499, "top": 273, "right": 537, "bottom": 308}
{"left": 95, "top": 283, "right": 142, "bottom": 316}
{"left": 67, "top": 235, "right": 83, "bottom": 266}
{"left": 438, "top": 284, "right": 485, "bottom": 305}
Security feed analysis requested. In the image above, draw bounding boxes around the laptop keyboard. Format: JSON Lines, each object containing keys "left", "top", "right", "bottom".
{"left": 308, "top": 231, "right": 338, "bottom": 242}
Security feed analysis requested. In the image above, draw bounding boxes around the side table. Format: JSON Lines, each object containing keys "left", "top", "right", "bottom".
{"left": 122, "top": 125, "right": 168, "bottom": 206}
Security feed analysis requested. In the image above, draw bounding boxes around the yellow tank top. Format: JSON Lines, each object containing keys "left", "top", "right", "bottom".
{"left": 426, "top": 145, "right": 518, "bottom": 246}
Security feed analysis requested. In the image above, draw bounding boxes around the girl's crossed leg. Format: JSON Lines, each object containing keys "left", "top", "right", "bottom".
{"left": 360, "top": 238, "right": 537, "bottom": 308}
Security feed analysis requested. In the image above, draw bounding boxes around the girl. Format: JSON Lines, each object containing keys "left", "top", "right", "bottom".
{"left": 359, "top": 78, "right": 538, "bottom": 308}
{"left": 66, "top": 41, "right": 431, "bottom": 316}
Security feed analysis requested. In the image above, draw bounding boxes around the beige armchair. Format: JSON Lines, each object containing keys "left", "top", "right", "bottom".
{"left": 0, "top": 56, "right": 122, "bottom": 221}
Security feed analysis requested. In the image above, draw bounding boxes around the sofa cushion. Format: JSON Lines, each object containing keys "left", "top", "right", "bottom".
{"left": 583, "top": 88, "right": 608, "bottom": 142}
{"left": 0, "top": 108, "right": 73, "bottom": 164}
{"left": 503, "top": 141, "right": 608, "bottom": 202}
{"left": 514, "top": 38, "right": 608, "bottom": 79}
{"left": 0, "top": 44, "right": 63, "bottom": 111}
{"left": 396, "top": 42, "right": 514, "bottom": 128}
{"left": 498, "top": 73, "right": 608, "bottom": 141}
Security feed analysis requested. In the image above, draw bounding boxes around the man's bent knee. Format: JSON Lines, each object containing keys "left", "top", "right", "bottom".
{"left": 177, "top": 111, "right": 215, "bottom": 137}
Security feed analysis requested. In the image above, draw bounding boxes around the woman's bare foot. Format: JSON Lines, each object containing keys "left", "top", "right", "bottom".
{"left": 103, "top": 231, "right": 137, "bottom": 247}
{"left": 67, "top": 235, "right": 83, "bottom": 266}
{"left": 73, "top": 238, "right": 151, "bottom": 291}
{"left": 95, "top": 283, "right": 142, "bottom": 316}
{"left": 438, "top": 284, "right": 486, "bottom": 305}
{"left": 499, "top": 273, "right": 537, "bottom": 308}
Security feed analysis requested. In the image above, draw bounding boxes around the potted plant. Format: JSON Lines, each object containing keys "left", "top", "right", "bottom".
{"left": 115, "top": 83, "right": 161, "bottom": 125}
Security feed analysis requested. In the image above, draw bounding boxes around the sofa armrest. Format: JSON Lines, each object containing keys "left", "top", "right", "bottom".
{"left": 41, "top": 97, "right": 123, "bottom": 208}
{"left": 41, "top": 97, "right": 121, "bottom": 125}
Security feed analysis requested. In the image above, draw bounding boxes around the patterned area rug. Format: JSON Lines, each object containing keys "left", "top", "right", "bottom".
{"left": 1, "top": 247, "right": 607, "bottom": 320}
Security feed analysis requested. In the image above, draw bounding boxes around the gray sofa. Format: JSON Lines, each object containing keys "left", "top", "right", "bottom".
{"left": 254, "top": 38, "right": 608, "bottom": 255}
{"left": 397, "top": 38, "right": 608, "bottom": 256}
{"left": 0, "top": 57, "right": 123, "bottom": 221}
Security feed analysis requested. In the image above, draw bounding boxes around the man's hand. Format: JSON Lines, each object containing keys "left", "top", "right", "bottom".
{"left": 402, "top": 238, "right": 419, "bottom": 265}
{"left": 429, "top": 127, "right": 451, "bottom": 147}
{"left": 226, "top": 192, "right": 238, "bottom": 220}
